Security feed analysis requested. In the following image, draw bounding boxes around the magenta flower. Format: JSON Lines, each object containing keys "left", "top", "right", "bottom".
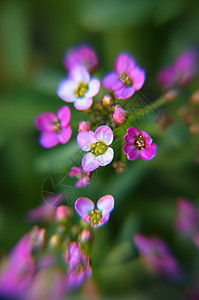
{"left": 123, "top": 127, "right": 157, "bottom": 161}
{"left": 68, "top": 166, "right": 91, "bottom": 187}
{"left": 64, "top": 44, "right": 99, "bottom": 73}
{"left": 158, "top": 49, "right": 198, "bottom": 88}
{"left": 103, "top": 53, "right": 145, "bottom": 99}
{"left": 75, "top": 195, "right": 114, "bottom": 229}
{"left": 35, "top": 106, "right": 72, "bottom": 148}
{"left": 57, "top": 67, "right": 100, "bottom": 110}
{"left": 66, "top": 242, "right": 92, "bottom": 290}
{"left": 134, "top": 234, "right": 181, "bottom": 280}
{"left": 77, "top": 125, "right": 114, "bottom": 171}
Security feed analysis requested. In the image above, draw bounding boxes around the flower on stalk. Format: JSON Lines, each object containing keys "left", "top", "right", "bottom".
{"left": 124, "top": 127, "right": 157, "bottom": 161}
{"left": 64, "top": 44, "right": 99, "bottom": 73}
{"left": 68, "top": 166, "right": 91, "bottom": 188}
{"left": 134, "top": 234, "right": 182, "bottom": 280}
{"left": 77, "top": 125, "right": 114, "bottom": 172}
{"left": 66, "top": 242, "right": 92, "bottom": 290}
{"left": 57, "top": 67, "right": 100, "bottom": 110}
{"left": 103, "top": 53, "right": 145, "bottom": 99}
{"left": 35, "top": 106, "right": 72, "bottom": 148}
{"left": 158, "top": 49, "right": 198, "bottom": 88}
{"left": 75, "top": 195, "right": 114, "bottom": 229}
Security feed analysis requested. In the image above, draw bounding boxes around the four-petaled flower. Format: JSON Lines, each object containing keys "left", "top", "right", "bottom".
{"left": 77, "top": 125, "right": 114, "bottom": 172}
{"left": 66, "top": 242, "right": 92, "bottom": 290}
{"left": 68, "top": 167, "right": 91, "bottom": 188}
{"left": 124, "top": 127, "right": 157, "bottom": 161}
{"left": 35, "top": 106, "right": 72, "bottom": 148}
{"left": 103, "top": 53, "right": 145, "bottom": 99}
{"left": 64, "top": 44, "right": 99, "bottom": 73}
{"left": 57, "top": 67, "right": 100, "bottom": 110}
{"left": 75, "top": 195, "right": 114, "bottom": 229}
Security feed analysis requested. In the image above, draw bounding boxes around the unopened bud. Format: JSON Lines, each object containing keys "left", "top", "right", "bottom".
{"left": 163, "top": 89, "right": 179, "bottom": 102}
{"left": 79, "top": 229, "right": 93, "bottom": 244}
{"left": 55, "top": 205, "right": 73, "bottom": 223}
{"left": 49, "top": 234, "right": 61, "bottom": 249}
{"left": 191, "top": 90, "right": 199, "bottom": 104}
{"left": 78, "top": 121, "right": 91, "bottom": 132}
{"left": 113, "top": 106, "right": 127, "bottom": 124}
{"left": 102, "top": 93, "right": 114, "bottom": 106}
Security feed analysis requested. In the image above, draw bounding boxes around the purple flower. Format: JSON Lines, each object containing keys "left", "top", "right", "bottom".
{"left": 64, "top": 44, "right": 99, "bottom": 73}
{"left": 103, "top": 53, "right": 145, "bottom": 99}
{"left": 134, "top": 234, "right": 182, "bottom": 280}
{"left": 68, "top": 166, "right": 91, "bottom": 187}
{"left": 158, "top": 49, "right": 198, "bottom": 88}
{"left": 77, "top": 125, "right": 114, "bottom": 171}
{"left": 123, "top": 127, "right": 157, "bottom": 161}
{"left": 66, "top": 242, "right": 92, "bottom": 290}
{"left": 75, "top": 195, "right": 114, "bottom": 229}
{"left": 57, "top": 67, "right": 100, "bottom": 110}
{"left": 35, "top": 106, "right": 72, "bottom": 148}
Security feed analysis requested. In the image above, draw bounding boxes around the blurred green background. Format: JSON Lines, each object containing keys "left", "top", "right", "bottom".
{"left": 0, "top": 0, "right": 199, "bottom": 298}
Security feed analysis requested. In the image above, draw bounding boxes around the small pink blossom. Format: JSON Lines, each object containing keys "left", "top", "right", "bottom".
{"left": 103, "top": 53, "right": 145, "bottom": 99}
{"left": 68, "top": 166, "right": 91, "bottom": 187}
{"left": 64, "top": 44, "right": 99, "bottom": 73}
{"left": 78, "top": 121, "right": 91, "bottom": 132}
{"left": 75, "top": 195, "right": 114, "bottom": 229}
{"left": 134, "top": 234, "right": 182, "bottom": 280}
{"left": 113, "top": 105, "right": 127, "bottom": 124}
{"left": 35, "top": 106, "right": 72, "bottom": 148}
{"left": 66, "top": 242, "right": 92, "bottom": 290}
{"left": 123, "top": 127, "right": 157, "bottom": 161}
{"left": 158, "top": 49, "right": 198, "bottom": 88}
{"left": 57, "top": 67, "right": 100, "bottom": 110}
{"left": 77, "top": 125, "right": 114, "bottom": 172}
{"left": 55, "top": 205, "right": 73, "bottom": 222}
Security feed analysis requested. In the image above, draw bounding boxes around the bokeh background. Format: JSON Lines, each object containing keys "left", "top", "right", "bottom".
{"left": 0, "top": 0, "right": 199, "bottom": 298}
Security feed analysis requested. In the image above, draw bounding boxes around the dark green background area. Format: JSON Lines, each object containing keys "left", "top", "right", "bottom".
{"left": 0, "top": 0, "right": 199, "bottom": 298}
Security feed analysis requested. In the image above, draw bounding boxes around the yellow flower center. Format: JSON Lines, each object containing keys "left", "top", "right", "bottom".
{"left": 75, "top": 82, "right": 89, "bottom": 98}
{"left": 53, "top": 119, "right": 62, "bottom": 133}
{"left": 90, "top": 142, "right": 108, "bottom": 156}
{"left": 119, "top": 73, "right": 132, "bottom": 86}
{"left": 135, "top": 134, "right": 146, "bottom": 150}
{"left": 89, "top": 209, "right": 102, "bottom": 226}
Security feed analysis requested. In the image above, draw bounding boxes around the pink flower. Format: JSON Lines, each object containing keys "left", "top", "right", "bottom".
{"left": 158, "top": 49, "right": 198, "bottom": 88}
{"left": 134, "top": 234, "right": 182, "bottom": 280}
{"left": 68, "top": 166, "right": 91, "bottom": 187}
{"left": 78, "top": 121, "right": 91, "bottom": 132}
{"left": 75, "top": 195, "right": 114, "bottom": 229}
{"left": 113, "top": 105, "right": 127, "bottom": 124}
{"left": 35, "top": 106, "right": 72, "bottom": 148}
{"left": 123, "top": 127, "right": 157, "bottom": 161}
{"left": 103, "top": 53, "right": 145, "bottom": 99}
{"left": 64, "top": 44, "right": 99, "bottom": 73}
{"left": 77, "top": 125, "right": 114, "bottom": 171}
{"left": 57, "top": 67, "right": 100, "bottom": 110}
{"left": 66, "top": 242, "right": 92, "bottom": 290}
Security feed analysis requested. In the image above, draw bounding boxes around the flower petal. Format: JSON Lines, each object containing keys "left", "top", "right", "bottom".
{"left": 92, "top": 214, "right": 110, "bottom": 229}
{"left": 75, "top": 197, "right": 94, "bottom": 221}
{"left": 77, "top": 131, "right": 96, "bottom": 151}
{"left": 115, "top": 53, "right": 136, "bottom": 74}
{"left": 74, "top": 97, "right": 93, "bottom": 110}
{"left": 96, "top": 147, "right": 114, "bottom": 166}
{"left": 114, "top": 85, "right": 135, "bottom": 99}
{"left": 86, "top": 78, "right": 100, "bottom": 97}
{"left": 123, "top": 144, "right": 139, "bottom": 161}
{"left": 58, "top": 125, "right": 72, "bottom": 144}
{"left": 82, "top": 152, "right": 100, "bottom": 172}
{"left": 57, "top": 106, "right": 71, "bottom": 127}
{"left": 129, "top": 67, "right": 145, "bottom": 90}
{"left": 35, "top": 113, "right": 57, "bottom": 132}
{"left": 70, "top": 67, "right": 90, "bottom": 83}
{"left": 57, "top": 80, "right": 77, "bottom": 102}
{"left": 95, "top": 125, "right": 113, "bottom": 145}
{"left": 140, "top": 130, "right": 153, "bottom": 147}
{"left": 40, "top": 133, "right": 59, "bottom": 148}
{"left": 97, "top": 195, "right": 114, "bottom": 215}
{"left": 139, "top": 143, "right": 157, "bottom": 161}
{"left": 124, "top": 127, "right": 140, "bottom": 143}
{"left": 102, "top": 72, "right": 122, "bottom": 91}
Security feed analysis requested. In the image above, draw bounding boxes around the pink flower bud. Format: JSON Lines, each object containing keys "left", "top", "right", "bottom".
{"left": 80, "top": 229, "right": 93, "bottom": 244}
{"left": 55, "top": 205, "right": 72, "bottom": 222}
{"left": 113, "top": 106, "right": 127, "bottom": 124}
{"left": 78, "top": 121, "right": 91, "bottom": 132}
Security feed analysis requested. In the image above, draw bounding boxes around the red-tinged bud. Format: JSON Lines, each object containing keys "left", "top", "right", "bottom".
{"left": 113, "top": 106, "right": 127, "bottom": 124}
{"left": 78, "top": 121, "right": 91, "bottom": 132}
{"left": 55, "top": 205, "right": 73, "bottom": 222}
{"left": 79, "top": 229, "right": 93, "bottom": 244}
{"left": 102, "top": 93, "right": 114, "bottom": 106}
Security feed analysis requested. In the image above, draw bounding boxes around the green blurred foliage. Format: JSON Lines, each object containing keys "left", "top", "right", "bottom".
{"left": 0, "top": 0, "right": 199, "bottom": 297}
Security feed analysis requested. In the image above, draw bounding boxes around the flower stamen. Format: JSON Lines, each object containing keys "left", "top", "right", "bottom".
{"left": 75, "top": 82, "right": 89, "bottom": 98}
{"left": 53, "top": 119, "right": 62, "bottom": 133}
{"left": 89, "top": 209, "right": 102, "bottom": 226}
{"left": 135, "top": 134, "right": 146, "bottom": 150}
{"left": 119, "top": 73, "right": 132, "bottom": 86}
{"left": 90, "top": 141, "right": 108, "bottom": 156}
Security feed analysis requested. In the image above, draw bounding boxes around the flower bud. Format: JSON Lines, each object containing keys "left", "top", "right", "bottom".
{"left": 55, "top": 205, "right": 73, "bottom": 223}
{"left": 102, "top": 93, "right": 114, "bottom": 106}
{"left": 163, "top": 89, "right": 179, "bottom": 102}
{"left": 30, "top": 226, "right": 46, "bottom": 250}
{"left": 78, "top": 121, "right": 91, "bottom": 132}
{"left": 79, "top": 229, "right": 93, "bottom": 244}
{"left": 49, "top": 234, "right": 61, "bottom": 249}
{"left": 191, "top": 90, "right": 199, "bottom": 104}
{"left": 113, "top": 106, "right": 127, "bottom": 124}
{"left": 189, "top": 124, "right": 199, "bottom": 134}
